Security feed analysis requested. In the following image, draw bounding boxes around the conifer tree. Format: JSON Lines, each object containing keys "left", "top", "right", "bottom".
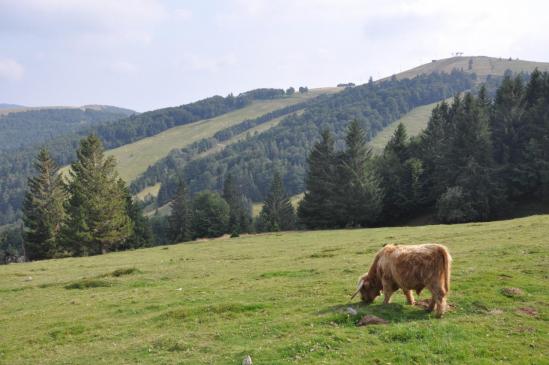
{"left": 168, "top": 180, "right": 193, "bottom": 243}
{"left": 298, "top": 130, "right": 338, "bottom": 229}
{"left": 62, "top": 135, "right": 132, "bottom": 255}
{"left": 435, "top": 94, "right": 504, "bottom": 222}
{"left": 338, "top": 120, "right": 383, "bottom": 227}
{"left": 22, "top": 148, "right": 66, "bottom": 260}
{"left": 377, "top": 124, "right": 425, "bottom": 222}
{"left": 222, "top": 173, "right": 251, "bottom": 236}
{"left": 258, "top": 172, "right": 296, "bottom": 231}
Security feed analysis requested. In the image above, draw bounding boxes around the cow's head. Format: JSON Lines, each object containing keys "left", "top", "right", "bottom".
{"left": 350, "top": 275, "right": 380, "bottom": 304}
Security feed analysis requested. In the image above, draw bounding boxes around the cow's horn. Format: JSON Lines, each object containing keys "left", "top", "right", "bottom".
{"left": 350, "top": 279, "right": 364, "bottom": 299}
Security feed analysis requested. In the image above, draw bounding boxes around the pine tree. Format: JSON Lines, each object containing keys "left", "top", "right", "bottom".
{"left": 384, "top": 123, "right": 409, "bottom": 161}
{"left": 377, "top": 124, "right": 425, "bottom": 222}
{"left": 169, "top": 181, "right": 193, "bottom": 243}
{"left": 258, "top": 172, "right": 296, "bottom": 231}
{"left": 491, "top": 76, "right": 524, "bottom": 165}
{"left": 22, "top": 148, "right": 66, "bottom": 260}
{"left": 338, "top": 120, "right": 383, "bottom": 227}
{"left": 62, "top": 135, "right": 133, "bottom": 255}
{"left": 222, "top": 173, "right": 251, "bottom": 236}
{"left": 298, "top": 130, "right": 338, "bottom": 229}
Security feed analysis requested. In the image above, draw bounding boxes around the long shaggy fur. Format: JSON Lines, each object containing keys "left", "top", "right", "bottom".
{"left": 352, "top": 243, "right": 452, "bottom": 317}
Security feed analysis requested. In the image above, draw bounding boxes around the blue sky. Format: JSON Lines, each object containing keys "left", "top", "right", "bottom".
{"left": 1, "top": 0, "right": 548, "bottom": 111}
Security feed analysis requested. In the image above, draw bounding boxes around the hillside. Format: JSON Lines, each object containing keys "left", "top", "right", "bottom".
{"left": 106, "top": 89, "right": 335, "bottom": 182}
{"left": 147, "top": 71, "right": 475, "bottom": 207}
{"left": 367, "top": 98, "right": 459, "bottom": 153}
{"left": 0, "top": 215, "right": 547, "bottom": 364}
{"left": 392, "top": 56, "right": 549, "bottom": 81}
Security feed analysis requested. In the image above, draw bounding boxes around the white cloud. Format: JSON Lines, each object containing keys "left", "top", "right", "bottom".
{"left": 0, "top": 58, "right": 24, "bottom": 81}
{"left": 0, "top": 0, "right": 168, "bottom": 45}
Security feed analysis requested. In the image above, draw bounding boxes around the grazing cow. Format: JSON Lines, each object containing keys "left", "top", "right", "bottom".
{"left": 351, "top": 244, "right": 452, "bottom": 317}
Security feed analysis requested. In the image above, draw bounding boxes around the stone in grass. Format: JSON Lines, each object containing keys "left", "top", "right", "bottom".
{"left": 242, "top": 355, "right": 253, "bottom": 365}
{"left": 357, "top": 315, "right": 389, "bottom": 326}
{"left": 346, "top": 307, "right": 358, "bottom": 316}
{"left": 501, "top": 287, "right": 525, "bottom": 297}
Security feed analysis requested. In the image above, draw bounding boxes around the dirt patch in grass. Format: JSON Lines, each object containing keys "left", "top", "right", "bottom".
{"left": 501, "top": 287, "right": 525, "bottom": 297}
{"left": 65, "top": 279, "right": 112, "bottom": 290}
{"left": 516, "top": 306, "right": 538, "bottom": 316}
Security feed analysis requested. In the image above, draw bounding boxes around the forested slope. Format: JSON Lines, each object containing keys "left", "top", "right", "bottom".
{"left": 0, "top": 106, "right": 135, "bottom": 151}
{"left": 149, "top": 71, "right": 475, "bottom": 206}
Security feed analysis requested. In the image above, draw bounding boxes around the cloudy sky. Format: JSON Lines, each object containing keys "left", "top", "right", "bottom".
{"left": 1, "top": 0, "right": 548, "bottom": 111}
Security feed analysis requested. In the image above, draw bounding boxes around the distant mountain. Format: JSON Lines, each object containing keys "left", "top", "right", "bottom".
{"left": 0, "top": 103, "right": 26, "bottom": 109}
{"left": 0, "top": 106, "right": 136, "bottom": 151}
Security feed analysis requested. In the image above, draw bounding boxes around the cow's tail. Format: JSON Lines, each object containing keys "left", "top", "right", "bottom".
{"left": 440, "top": 246, "right": 452, "bottom": 293}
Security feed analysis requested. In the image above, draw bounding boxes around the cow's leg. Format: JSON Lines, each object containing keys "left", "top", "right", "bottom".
{"left": 382, "top": 280, "right": 394, "bottom": 304}
{"left": 404, "top": 290, "right": 416, "bottom": 305}
{"left": 428, "top": 286, "right": 446, "bottom": 317}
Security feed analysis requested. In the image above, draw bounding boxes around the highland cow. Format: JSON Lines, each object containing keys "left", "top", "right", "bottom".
{"left": 351, "top": 244, "right": 452, "bottom": 317}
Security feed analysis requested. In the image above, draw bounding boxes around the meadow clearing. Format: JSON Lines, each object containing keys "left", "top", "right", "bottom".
{"left": 0, "top": 215, "right": 547, "bottom": 364}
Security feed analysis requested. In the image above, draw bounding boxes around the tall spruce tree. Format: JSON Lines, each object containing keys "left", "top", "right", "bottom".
{"left": 22, "top": 148, "right": 66, "bottom": 260}
{"left": 222, "top": 173, "right": 251, "bottom": 236}
{"left": 168, "top": 181, "right": 193, "bottom": 243}
{"left": 377, "top": 124, "right": 425, "bottom": 222}
{"left": 338, "top": 120, "right": 383, "bottom": 227}
{"left": 62, "top": 135, "right": 133, "bottom": 255}
{"left": 298, "top": 130, "right": 338, "bottom": 229}
{"left": 257, "top": 172, "right": 296, "bottom": 231}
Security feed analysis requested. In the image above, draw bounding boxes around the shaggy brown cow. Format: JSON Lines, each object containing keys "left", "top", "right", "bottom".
{"left": 351, "top": 244, "right": 452, "bottom": 317}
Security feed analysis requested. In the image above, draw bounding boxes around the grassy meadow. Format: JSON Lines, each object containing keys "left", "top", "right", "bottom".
{"left": 392, "top": 56, "right": 549, "bottom": 81}
{"left": 368, "top": 101, "right": 439, "bottom": 153}
{"left": 1, "top": 215, "right": 548, "bottom": 364}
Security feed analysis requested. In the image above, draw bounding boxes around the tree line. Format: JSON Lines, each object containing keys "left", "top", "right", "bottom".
{"left": 299, "top": 70, "right": 549, "bottom": 227}
{"left": 15, "top": 134, "right": 297, "bottom": 261}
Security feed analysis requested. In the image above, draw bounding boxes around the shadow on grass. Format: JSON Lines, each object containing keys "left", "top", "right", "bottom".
{"left": 318, "top": 301, "right": 432, "bottom": 326}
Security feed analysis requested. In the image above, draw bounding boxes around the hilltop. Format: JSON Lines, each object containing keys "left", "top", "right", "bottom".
{"left": 392, "top": 55, "right": 549, "bottom": 80}
{"left": 0, "top": 215, "right": 547, "bottom": 364}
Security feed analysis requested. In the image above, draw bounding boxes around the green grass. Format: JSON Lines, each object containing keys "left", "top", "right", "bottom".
{"left": 1, "top": 215, "right": 547, "bottom": 364}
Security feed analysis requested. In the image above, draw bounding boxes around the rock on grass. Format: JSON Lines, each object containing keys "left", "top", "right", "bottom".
{"left": 357, "top": 315, "right": 389, "bottom": 326}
